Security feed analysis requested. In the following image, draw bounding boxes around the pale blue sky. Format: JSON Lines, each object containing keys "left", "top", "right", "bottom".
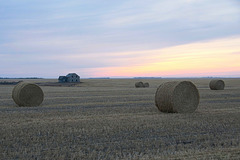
{"left": 0, "top": 0, "right": 240, "bottom": 78}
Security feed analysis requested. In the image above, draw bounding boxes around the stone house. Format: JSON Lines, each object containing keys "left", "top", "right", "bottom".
{"left": 58, "top": 73, "right": 80, "bottom": 83}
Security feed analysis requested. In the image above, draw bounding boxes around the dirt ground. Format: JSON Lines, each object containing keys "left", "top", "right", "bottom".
{"left": 0, "top": 78, "right": 239, "bottom": 159}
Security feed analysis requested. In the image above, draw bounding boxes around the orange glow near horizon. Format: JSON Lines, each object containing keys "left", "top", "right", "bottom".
{"left": 78, "top": 36, "right": 240, "bottom": 77}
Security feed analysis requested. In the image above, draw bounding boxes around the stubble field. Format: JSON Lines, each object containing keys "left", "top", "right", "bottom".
{"left": 0, "top": 78, "right": 240, "bottom": 159}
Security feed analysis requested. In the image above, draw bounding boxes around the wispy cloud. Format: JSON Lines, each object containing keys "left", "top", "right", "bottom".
{"left": 0, "top": 0, "right": 240, "bottom": 77}
{"left": 78, "top": 36, "right": 240, "bottom": 77}
{"left": 2, "top": 35, "right": 239, "bottom": 78}
{"left": 102, "top": 0, "right": 240, "bottom": 27}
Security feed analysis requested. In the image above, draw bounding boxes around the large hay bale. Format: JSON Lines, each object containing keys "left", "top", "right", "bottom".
{"left": 155, "top": 81, "right": 199, "bottom": 113}
{"left": 143, "top": 82, "right": 149, "bottom": 88}
{"left": 209, "top": 79, "right": 225, "bottom": 90}
{"left": 135, "top": 82, "right": 144, "bottom": 88}
{"left": 12, "top": 82, "right": 44, "bottom": 107}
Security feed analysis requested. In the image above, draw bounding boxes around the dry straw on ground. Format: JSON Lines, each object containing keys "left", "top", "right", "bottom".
{"left": 143, "top": 82, "right": 149, "bottom": 88}
{"left": 12, "top": 82, "right": 44, "bottom": 107}
{"left": 155, "top": 81, "right": 199, "bottom": 113}
{"left": 209, "top": 79, "right": 225, "bottom": 90}
{"left": 135, "top": 82, "right": 144, "bottom": 88}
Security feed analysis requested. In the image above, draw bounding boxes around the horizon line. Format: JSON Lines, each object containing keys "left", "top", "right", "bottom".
{"left": 1, "top": 76, "right": 240, "bottom": 79}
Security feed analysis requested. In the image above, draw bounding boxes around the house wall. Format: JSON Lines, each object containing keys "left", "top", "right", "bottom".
{"left": 58, "top": 76, "right": 68, "bottom": 83}
{"left": 67, "top": 74, "right": 80, "bottom": 82}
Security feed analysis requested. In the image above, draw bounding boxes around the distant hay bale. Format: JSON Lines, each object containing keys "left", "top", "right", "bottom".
{"left": 135, "top": 82, "right": 144, "bottom": 88}
{"left": 209, "top": 79, "right": 225, "bottom": 90}
{"left": 143, "top": 82, "right": 149, "bottom": 88}
{"left": 155, "top": 81, "right": 199, "bottom": 113}
{"left": 12, "top": 82, "right": 44, "bottom": 107}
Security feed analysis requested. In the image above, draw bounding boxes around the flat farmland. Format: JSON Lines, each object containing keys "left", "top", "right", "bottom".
{"left": 0, "top": 78, "right": 240, "bottom": 159}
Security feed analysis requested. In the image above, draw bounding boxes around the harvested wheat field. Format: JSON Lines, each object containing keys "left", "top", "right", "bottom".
{"left": 0, "top": 78, "right": 239, "bottom": 159}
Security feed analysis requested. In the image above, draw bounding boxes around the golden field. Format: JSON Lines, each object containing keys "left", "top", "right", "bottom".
{"left": 0, "top": 78, "right": 239, "bottom": 159}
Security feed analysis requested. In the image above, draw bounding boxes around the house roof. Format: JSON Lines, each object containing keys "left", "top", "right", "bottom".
{"left": 66, "top": 73, "right": 79, "bottom": 77}
{"left": 58, "top": 76, "right": 67, "bottom": 80}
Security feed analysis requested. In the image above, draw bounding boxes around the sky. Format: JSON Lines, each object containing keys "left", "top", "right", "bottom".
{"left": 0, "top": 0, "right": 240, "bottom": 78}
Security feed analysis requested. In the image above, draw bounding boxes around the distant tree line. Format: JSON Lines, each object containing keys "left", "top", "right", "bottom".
{"left": 0, "top": 77, "right": 43, "bottom": 79}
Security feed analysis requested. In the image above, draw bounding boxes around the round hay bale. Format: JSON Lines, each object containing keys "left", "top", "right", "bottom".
{"left": 12, "top": 82, "right": 44, "bottom": 107}
{"left": 209, "top": 79, "right": 225, "bottom": 90}
{"left": 143, "top": 82, "right": 149, "bottom": 88}
{"left": 155, "top": 81, "right": 199, "bottom": 113}
{"left": 135, "top": 82, "right": 144, "bottom": 88}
